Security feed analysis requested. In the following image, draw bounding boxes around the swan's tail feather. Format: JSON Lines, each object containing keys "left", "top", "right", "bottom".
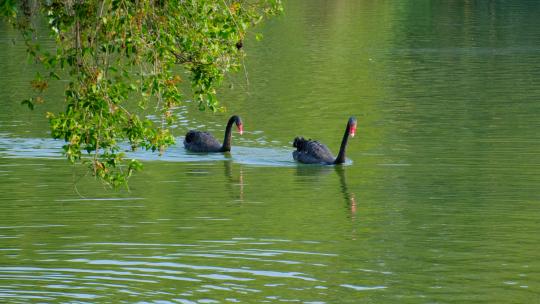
{"left": 293, "top": 136, "right": 302, "bottom": 148}
{"left": 293, "top": 137, "right": 309, "bottom": 150}
{"left": 185, "top": 130, "right": 197, "bottom": 143}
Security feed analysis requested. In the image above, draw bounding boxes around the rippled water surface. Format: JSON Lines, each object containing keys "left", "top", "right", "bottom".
{"left": 1, "top": 1, "right": 540, "bottom": 303}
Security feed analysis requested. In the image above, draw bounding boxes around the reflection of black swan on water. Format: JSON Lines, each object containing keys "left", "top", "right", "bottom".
{"left": 293, "top": 117, "right": 357, "bottom": 165}
{"left": 184, "top": 115, "right": 243, "bottom": 152}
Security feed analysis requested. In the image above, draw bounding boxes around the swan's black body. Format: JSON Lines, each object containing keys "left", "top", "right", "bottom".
{"left": 293, "top": 138, "right": 336, "bottom": 164}
{"left": 184, "top": 115, "right": 243, "bottom": 152}
{"left": 293, "top": 117, "right": 357, "bottom": 165}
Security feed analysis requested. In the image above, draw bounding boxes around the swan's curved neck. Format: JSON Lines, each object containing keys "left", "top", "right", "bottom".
{"left": 220, "top": 116, "right": 237, "bottom": 152}
{"left": 334, "top": 121, "right": 352, "bottom": 164}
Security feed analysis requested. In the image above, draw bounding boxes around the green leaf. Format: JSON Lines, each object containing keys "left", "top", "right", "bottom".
{"left": 21, "top": 99, "right": 34, "bottom": 110}
{"left": 49, "top": 72, "right": 61, "bottom": 80}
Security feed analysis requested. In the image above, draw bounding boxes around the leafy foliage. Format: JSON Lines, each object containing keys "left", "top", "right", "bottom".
{"left": 1, "top": 0, "right": 282, "bottom": 187}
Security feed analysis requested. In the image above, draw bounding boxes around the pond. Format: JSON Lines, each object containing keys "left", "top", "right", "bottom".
{"left": 1, "top": 1, "right": 539, "bottom": 303}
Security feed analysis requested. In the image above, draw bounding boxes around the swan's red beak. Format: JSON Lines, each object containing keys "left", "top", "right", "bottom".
{"left": 238, "top": 124, "right": 244, "bottom": 135}
{"left": 350, "top": 124, "right": 357, "bottom": 137}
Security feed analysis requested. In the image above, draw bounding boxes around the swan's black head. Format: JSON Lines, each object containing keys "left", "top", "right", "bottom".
{"left": 348, "top": 117, "right": 357, "bottom": 137}
{"left": 232, "top": 115, "right": 243, "bottom": 135}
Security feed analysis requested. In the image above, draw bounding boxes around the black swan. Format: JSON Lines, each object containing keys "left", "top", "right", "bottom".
{"left": 184, "top": 115, "right": 243, "bottom": 152}
{"left": 293, "top": 117, "right": 357, "bottom": 165}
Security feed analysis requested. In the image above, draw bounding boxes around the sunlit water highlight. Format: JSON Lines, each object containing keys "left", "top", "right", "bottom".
{"left": 0, "top": 134, "right": 354, "bottom": 167}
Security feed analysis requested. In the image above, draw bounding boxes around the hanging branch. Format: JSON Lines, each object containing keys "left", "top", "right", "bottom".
{"left": 1, "top": 0, "right": 282, "bottom": 188}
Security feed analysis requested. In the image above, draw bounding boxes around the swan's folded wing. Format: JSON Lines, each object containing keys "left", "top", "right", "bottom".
{"left": 294, "top": 139, "right": 335, "bottom": 163}
{"left": 306, "top": 140, "right": 334, "bottom": 156}
{"left": 184, "top": 130, "right": 221, "bottom": 149}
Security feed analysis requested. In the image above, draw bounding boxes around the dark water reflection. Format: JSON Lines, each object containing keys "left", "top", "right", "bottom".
{"left": 1, "top": 0, "right": 540, "bottom": 303}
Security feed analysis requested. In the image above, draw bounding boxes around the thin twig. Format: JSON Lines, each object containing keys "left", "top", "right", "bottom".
{"left": 241, "top": 53, "right": 250, "bottom": 88}
{"left": 220, "top": 0, "right": 250, "bottom": 87}
{"left": 72, "top": 164, "right": 89, "bottom": 199}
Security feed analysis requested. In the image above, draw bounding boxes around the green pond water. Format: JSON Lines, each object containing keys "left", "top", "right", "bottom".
{"left": 1, "top": 1, "right": 540, "bottom": 303}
